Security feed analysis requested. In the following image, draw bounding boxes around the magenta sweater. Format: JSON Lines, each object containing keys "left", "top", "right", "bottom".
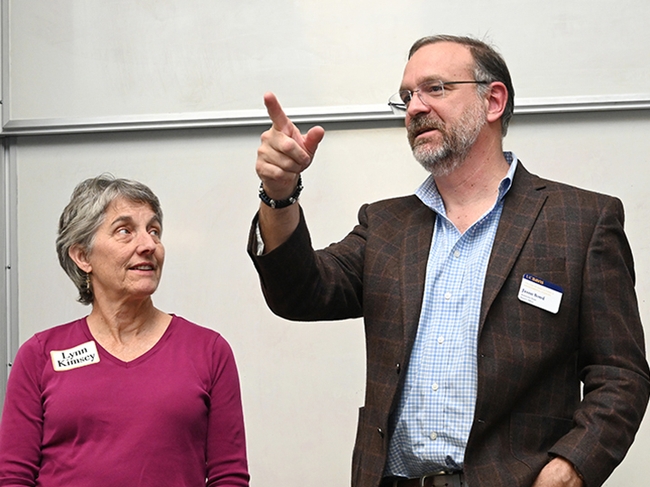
{"left": 0, "top": 315, "right": 249, "bottom": 487}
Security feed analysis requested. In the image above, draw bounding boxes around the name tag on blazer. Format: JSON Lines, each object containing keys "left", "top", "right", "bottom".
{"left": 517, "top": 274, "right": 563, "bottom": 314}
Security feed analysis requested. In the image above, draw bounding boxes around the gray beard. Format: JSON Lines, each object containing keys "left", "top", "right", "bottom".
{"left": 410, "top": 102, "right": 487, "bottom": 177}
{"left": 413, "top": 143, "right": 463, "bottom": 177}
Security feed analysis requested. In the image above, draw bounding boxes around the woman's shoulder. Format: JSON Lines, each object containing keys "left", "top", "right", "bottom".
{"left": 26, "top": 317, "right": 89, "bottom": 351}
{"left": 168, "top": 315, "right": 232, "bottom": 349}
{"left": 166, "top": 315, "right": 237, "bottom": 366}
{"left": 13, "top": 317, "right": 90, "bottom": 369}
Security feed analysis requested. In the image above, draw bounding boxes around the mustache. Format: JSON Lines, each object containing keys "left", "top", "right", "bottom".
{"left": 407, "top": 114, "right": 446, "bottom": 141}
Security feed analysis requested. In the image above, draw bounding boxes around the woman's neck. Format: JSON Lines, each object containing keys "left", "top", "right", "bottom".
{"left": 86, "top": 297, "right": 171, "bottom": 361}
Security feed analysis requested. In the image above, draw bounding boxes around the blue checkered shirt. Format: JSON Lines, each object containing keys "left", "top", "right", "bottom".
{"left": 385, "top": 152, "right": 518, "bottom": 477}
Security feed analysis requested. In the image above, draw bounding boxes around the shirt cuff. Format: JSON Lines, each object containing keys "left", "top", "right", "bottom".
{"left": 254, "top": 222, "right": 265, "bottom": 256}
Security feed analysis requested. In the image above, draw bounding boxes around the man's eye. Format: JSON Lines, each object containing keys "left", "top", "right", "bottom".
{"left": 423, "top": 82, "right": 443, "bottom": 94}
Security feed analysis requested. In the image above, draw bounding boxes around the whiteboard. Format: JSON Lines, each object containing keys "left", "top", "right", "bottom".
{"left": 3, "top": 0, "right": 650, "bottom": 127}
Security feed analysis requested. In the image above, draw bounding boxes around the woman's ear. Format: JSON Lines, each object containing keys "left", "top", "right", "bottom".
{"left": 69, "top": 244, "right": 92, "bottom": 274}
{"left": 485, "top": 81, "right": 508, "bottom": 125}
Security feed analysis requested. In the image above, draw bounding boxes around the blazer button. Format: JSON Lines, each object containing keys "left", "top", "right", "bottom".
{"left": 377, "top": 428, "right": 385, "bottom": 438}
{"left": 396, "top": 363, "right": 401, "bottom": 374}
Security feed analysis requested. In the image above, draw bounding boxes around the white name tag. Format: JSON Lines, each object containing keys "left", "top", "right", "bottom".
{"left": 50, "top": 340, "right": 100, "bottom": 372}
{"left": 517, "top": 274, "right": 563, "bottom": 314}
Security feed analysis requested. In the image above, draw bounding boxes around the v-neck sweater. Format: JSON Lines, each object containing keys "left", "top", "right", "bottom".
{"left": 0, "top": 315, "right": 249, "bottom": 487}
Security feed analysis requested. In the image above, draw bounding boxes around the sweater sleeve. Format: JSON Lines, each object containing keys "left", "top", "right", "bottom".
{"left": 205, "top": 336, "right": 249, "bottom": 487}
{"left": 0, "top": 337, "right": 47, "bottom": 486}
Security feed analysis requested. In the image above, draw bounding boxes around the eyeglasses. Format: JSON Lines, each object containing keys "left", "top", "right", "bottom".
{"left": 388, "top": 79, "right": 491, "bottom": 114}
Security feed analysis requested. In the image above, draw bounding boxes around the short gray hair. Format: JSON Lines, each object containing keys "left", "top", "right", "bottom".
{"left": 56, "top": 174, "right": 163, "bottom": 305}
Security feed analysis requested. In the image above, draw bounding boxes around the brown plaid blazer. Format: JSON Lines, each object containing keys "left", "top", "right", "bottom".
{"left": 248, "top": 163, "right": 650, "bottom": 487}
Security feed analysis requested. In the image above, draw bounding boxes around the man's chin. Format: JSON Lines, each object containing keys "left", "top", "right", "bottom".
{"left": 413, "top": 144, "right": 445, "bottom": 165}
{"left": 413, "top": 149, "right": 462, "bottom": 177}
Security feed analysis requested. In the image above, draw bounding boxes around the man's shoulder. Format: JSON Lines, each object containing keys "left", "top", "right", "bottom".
{"left": 514, "top": 163, "right": 622, "bottom": 208}
{"left": 349, "top": 195, "right": 435, "bottom": 242}
{"left": 363, "top": 194, "right": 427, "bottom": 215}
{"left": 356, "top": 194, "right": 432, "bottom": 227}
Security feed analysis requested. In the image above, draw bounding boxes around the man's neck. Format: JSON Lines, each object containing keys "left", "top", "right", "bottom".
{"left": 434, "top": 143, "right": 509, "bottom": 234}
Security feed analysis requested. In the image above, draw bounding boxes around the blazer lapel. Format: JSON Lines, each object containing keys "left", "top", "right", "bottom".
{"left": 479, "top": 163, "right": 547, "bottom": 332}
{"left": 400, "top": 199, "right": 436, "bottom": 347}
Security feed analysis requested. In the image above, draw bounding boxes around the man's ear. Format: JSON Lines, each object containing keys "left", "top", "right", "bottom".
{"left": 69, "top": 244, "right": 92, "bottom": 274}
{"left": 485, "top": 81, "right": 508, "bottom": 124}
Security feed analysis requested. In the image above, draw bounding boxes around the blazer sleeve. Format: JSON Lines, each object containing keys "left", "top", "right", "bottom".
{"left": 549, "top": 196, "right": 650, "bottom": 486}
{"left": 247, "top": 206, "right": 366, "bottom": 322}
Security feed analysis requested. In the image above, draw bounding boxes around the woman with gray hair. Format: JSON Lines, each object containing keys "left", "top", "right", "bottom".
{"left": 0, "top": 175, "right": 249, "bottom": 487}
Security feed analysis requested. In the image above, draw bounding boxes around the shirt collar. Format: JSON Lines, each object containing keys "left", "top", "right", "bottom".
{"left": 415, "top": 151, "right": 518, "bottom": 215}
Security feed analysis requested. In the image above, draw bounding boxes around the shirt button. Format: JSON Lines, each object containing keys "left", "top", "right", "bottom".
{"left": 429, "top": 432, "right": 438, "bottom": 441}
{"left": 444, "top": 292, "right": 451, "bottom": 300}
{"left": 438, "top": 336, "right": 445, "bottom": 344}
{"left": 453, "top": 250, "right": 461, "bottom": 258}
{"left": 432, "top": 383, "right": 439, "bottom": 391}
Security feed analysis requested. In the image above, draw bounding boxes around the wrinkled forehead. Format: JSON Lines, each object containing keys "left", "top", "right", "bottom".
{"left": 103, "top": 197, "right": 160, "bottom": 224}
{"left": 401, "top": 42, "right": 475, "bottom": 89}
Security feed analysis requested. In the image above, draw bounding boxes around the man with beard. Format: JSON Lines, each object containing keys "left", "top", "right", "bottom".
{"left": 248, "top": 35, "right": 649, "bottom": 487}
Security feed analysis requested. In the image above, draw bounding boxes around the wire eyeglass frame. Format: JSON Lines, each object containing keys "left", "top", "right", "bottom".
{"left": 388, "top": 79, "right": 491, "bottom": 114}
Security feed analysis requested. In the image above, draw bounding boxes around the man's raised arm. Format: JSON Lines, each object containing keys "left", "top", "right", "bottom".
{"left": 255, "top": 92, "right": 325, "bottom": 253}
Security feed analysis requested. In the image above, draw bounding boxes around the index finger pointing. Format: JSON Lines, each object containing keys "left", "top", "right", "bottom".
{"left": 264, "top": 92, "right": 293, "bottom": 135}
